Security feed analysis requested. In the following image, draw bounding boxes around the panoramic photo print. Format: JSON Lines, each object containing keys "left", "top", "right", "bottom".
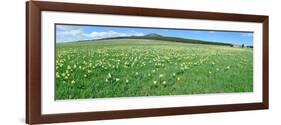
{"left": 55, "top": 24, "right": 254, "bottom": 100}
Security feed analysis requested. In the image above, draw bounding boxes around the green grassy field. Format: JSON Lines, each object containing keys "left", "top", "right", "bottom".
{"left": 55, "top": 39, "right": 253, "bottom": 100}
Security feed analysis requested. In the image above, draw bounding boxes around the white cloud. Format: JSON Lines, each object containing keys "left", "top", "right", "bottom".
{"left": 133, "top": 33, "right": 145, "bottom": 36}
{"left": 240, "top": 33, "right": 253, "bottom": 37}
{"left": 56, "top": 24, "right": 145, "bottom": 42}
{"left": 83, "top": 31, "right": 126, "bottom": 39}
{"left": 60, "top": 29, "right": 82, "bottom": 36}
{"left": 83, "top": 31, "right": 144, "bottom": 40}
{"left": 208, "top": 31, "right": 216, "bottom": 34}
{"left": 59, "top": 29, "right": 144, "bottom": 39}
{"left": 56, "top": 27, "right": 145, "bottom": 42}
{"left": 56, "top": 25, "right": 82, "bottom": 31}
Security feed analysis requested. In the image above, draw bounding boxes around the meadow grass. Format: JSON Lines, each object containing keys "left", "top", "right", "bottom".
{"left": 55, "top": 39, "right": 253, "bottom": 100}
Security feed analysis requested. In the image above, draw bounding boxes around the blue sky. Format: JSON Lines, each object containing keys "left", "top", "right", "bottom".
{"left": 56, "top": 24, "right": 253, "bottom": 45}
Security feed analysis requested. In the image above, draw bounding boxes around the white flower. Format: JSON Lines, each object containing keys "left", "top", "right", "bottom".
{"left": 67, "top": 65, "right": 71, "bottom": 69}
{"left": 71, "top": 80, "right": 75, "bottom": 84}
{"left": 56, "top": 72, "right": 60, "bottom": 78}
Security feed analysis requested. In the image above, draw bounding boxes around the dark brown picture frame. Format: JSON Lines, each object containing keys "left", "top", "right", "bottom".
{"left": 26, "top": 1, "right": 269, "bottom": 124}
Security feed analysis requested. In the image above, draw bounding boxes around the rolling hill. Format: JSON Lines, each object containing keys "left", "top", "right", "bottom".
{"left": 98, "top": 33, "right": 233, "bottom": 46}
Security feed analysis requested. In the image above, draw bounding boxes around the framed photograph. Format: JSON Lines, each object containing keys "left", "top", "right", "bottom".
{"left": 26, "top": 1, "right": 269, "bottom": 124}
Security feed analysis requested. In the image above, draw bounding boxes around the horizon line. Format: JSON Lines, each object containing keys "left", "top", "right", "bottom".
{"left": 56, "top": 33, "right": 253, "bottom": 46}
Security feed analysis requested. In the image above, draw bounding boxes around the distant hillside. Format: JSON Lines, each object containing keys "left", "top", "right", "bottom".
{"left": 100, "top": 33, "right": 233, "bottom": 46}
{"left": 145, "top": 33, "right": 163, "bottom": 37}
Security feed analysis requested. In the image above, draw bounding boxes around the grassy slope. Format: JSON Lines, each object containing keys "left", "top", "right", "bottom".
{"left": 55, "top": 39, "right": 253, "bottom": 100}
{"left": 100, "top": 34, "right": 233, "bottom": 46}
